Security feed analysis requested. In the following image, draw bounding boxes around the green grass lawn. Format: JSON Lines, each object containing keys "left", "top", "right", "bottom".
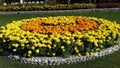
{"left": 0, "top": 11, "right": 120, "bottom": 68}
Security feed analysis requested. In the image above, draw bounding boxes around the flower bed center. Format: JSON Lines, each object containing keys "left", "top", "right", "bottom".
{"left": 20, "top": 18, "right": 98, "bottom": 34}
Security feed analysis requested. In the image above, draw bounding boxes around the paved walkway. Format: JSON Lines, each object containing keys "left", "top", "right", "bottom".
{"left": 0, "top": 8, "right": 120, "bottom": 14}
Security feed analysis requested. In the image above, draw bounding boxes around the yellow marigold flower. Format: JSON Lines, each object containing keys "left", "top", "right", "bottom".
{"left": 55, "top": 38, "right": 60, "bottom": 43}
{"left": 28, "top": 50, "right": 32, "bottom": 54}
{"left": 90, "top": 52, "right": 93, "bottom": 55}
{"left": 78, "top": 53, "right": 81, "bottom": 57}
{"left": 27, "top": 54, "right": 31, "bottom": 57}
{"left": 34, "top": 43, "right": 39, "bottom": 47}
{"left": 52, "top": 53, "right": 56, "bottom": 56}
{"left": 66, "top": 40, "right": 71, "bottom": 45}
{"left": 94, "top": 41, "right": 98, "bottom": 47}
{"left": 75, "top": 39, "right": 82, "bottom": 46}
{"left": 62, "top": 49, "right": 66, "bottom": 52}
{"left": 96, "top": 48, "right": 100, "bottom": 51}
{"left": 31, "top": 39, "right": 36, "bottom": 43}
{"left": 0, "top": 34, "right": 3, "bottom": 38}
{"left": 61, "top": 46, "right": 65, "bottom": 49}
{"left": 31, "top": 46, "right": 35, "bottom": 50}
{"left": 75, "top": 49, "right": 79, "bottom": 53}
{"left": 98, "top": 40, "right": 103, "bottom": 44}
{"left": 53, "top": 44, "right": 56, "bottom": 48}
{"left": 74, "top": 46, "right": 78, "bottom": 50}
{"left": 21, "top": 44, "right": 25, "bottom": 47}
{"left": 47, "top": 40, "right": 52, "bottom": 44}
{"left": 40, "top": 37, "right": 44, "bottom": 41}
{"left": 35, "top": 49, "right": 40, "bottom": 54}
{"left": 41, "top": 44, "right": 46, "bottom": 47}
{"left": 13, "top": 49, "right": 16, "bottom": 52}
{"left": 3, "top": 39, "right": 6, "bottom": 43}
{"left": 108, "top": 37, "right": 112, "bottom": 40}
{"left": 99, "top": 45, "right": 103, "bottom": 48}
{"left": 85, "top": 52, "right": 89, "bottom": 56}
{"left": 14, "top": 44, "right": 19, "bottom": 48}
{"left": 47, "top": 52, "right": 50, "bottom": 55}
{"left": 48, "top": 45, "right": 51, "bottom": 49}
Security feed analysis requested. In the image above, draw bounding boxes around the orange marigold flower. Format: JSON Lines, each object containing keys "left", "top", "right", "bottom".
{"left": 20, "top": 18, "right": 98, "bottom": 34}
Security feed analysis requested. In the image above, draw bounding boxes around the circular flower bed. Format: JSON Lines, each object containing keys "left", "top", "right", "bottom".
{"left": 0, "top": 16, "right": 120, "bottom": 65}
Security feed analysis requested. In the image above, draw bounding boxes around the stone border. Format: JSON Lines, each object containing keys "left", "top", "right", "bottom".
{"left": 0, "top": 8, "right": 120, "bottom": 14}
{"left": 3, "top": 38, "right": 119, "bottom": 65}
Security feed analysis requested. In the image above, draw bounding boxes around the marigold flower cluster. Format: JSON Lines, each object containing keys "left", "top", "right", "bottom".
{"left": 20, "top": 17, "right": 98, "bottom": 34}
{"left": 0, "top": 16, "right": 120, "bottom": 58}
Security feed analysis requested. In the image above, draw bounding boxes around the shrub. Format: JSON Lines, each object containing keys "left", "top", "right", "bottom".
{"left": 0, "top": 3, "right": 95, "bottom": 11}
{"left": 96, "top": 2, "right": 120, "bottom": 8}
